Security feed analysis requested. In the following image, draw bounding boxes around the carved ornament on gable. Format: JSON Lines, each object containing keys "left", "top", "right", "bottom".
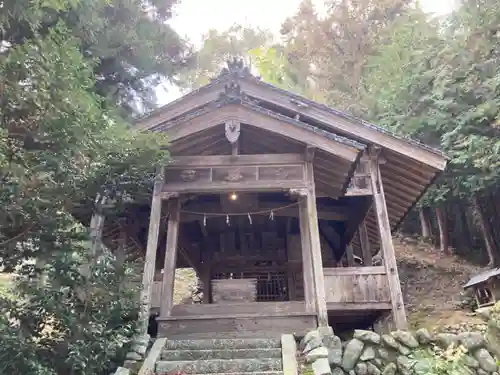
{"left": 225, "top": 120, "right": 240, "bottom": 144}
{"left": 216, "top": 57, "right": 252, "bottom": 79}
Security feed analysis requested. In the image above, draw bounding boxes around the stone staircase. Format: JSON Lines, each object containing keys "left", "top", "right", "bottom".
{"left": 155, "top": 338, "right": 284, "bottom": 375}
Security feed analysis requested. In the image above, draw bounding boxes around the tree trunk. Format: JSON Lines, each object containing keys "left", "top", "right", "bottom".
{"left": 435, "top": 207, "right": 450, "bottom": 254}
{"left": 419, "top": 207, "right": 432, "bottom": 239}
{"left": 473, "top": 195, "right": 497, "bottom": 267}
{"left": 458, "top": 204, "right": 473, "bottom": 251}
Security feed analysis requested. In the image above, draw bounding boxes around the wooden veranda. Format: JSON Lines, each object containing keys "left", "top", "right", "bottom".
{"left": 90, "top": 60, "right": 447, "bottom": 339}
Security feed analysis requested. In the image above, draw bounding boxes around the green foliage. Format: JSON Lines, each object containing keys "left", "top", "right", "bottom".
{"left": 0, "top": 245, "right": 140, "bottom": 375}
{"left": 177, "top": 25, "right": 273, "bottom": 90}
{"left": 1, "top": 0, "right": 190, "bottom": 115}
{"left": 411, "top": 345, "right": 473, "bottom": 375}
{"left": 0, "top": 2, "right": 173, "bottom": 373}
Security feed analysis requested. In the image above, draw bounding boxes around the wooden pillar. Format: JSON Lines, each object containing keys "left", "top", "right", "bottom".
{"left": 298, "top": 197, "right": 316, "bottom": 313}
{"left": 359, "top": 221, "right": 372, "bottom": 266}
{"left": 345, "top": 244, "right": 355, "bottom": 267}
{"left": 138, "top": 167, "right": 165, "bottom": 336}
{"left": 368, "top": 147, "right": 407, "bottom": 329}
{"left": 305, "top": 148, "right": 328, "bottom": 327}
{"left": 160, "top": 197, "right": 181, "bottom": 316}
{"left": 201, "top": 267, "right": 211, "bottom": 304}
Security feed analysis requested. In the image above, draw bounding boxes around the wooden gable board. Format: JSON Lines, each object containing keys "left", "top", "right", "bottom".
{"left": 155, "top": 101, "right": 365, "bottom": 163}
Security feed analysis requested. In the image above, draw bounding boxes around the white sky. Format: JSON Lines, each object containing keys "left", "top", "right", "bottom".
{"left": 160, "top": 0, "right": 456, "bottom": 104}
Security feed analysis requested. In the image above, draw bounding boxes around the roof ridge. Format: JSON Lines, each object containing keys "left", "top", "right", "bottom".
{"left": 248, "top": 78, "right": 446, "bottom": 158}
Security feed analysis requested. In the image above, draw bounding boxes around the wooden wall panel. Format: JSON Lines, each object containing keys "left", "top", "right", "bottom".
{"left": 323, "top": 267, "right": 390, "bottom": 304}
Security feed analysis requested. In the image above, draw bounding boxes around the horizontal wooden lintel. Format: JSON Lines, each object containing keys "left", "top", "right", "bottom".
{"left": 326, "top": 302, "right": 392, "bottom": 311}
{"left": 168, "top": 153, "right": 305, "bottom": 168}
{"left": 161, "top": 180, "right": 307, "bottom": 196}
{"left": 323, "top": 266, "right": 386, "bottom": 276}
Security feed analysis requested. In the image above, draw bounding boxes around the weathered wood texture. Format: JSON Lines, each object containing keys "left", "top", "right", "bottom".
{"left": 211, "top": 279, "right": 257, "bottom": 303}
{"left": 358, "top": 221, "right": 372, "bottom": 266}
{"left": 138, "top": 167, "right": 164, "bottom": 335}
{"left": 299, "top": 199, "right": 316, "bottom": 313}
{"left": 369, "top": 148, "right": 408, "bottom": 329}
{"left": 171, "top": 301, "right": 307, "bottom": 317}
{"left": 346, "top": 160, "right": 372, "bottom": 196}
{"left": 157, "top": 314, "right": 317, "bottom": 339}
{"left": 323, "top": 267, "right": 390, "bottom": 304}
{"left": 160, "top": 198, "right": 181, "bottom": 317}
{"left": 305, "top": 155, "right": 329, "bottom": 327}
{"left": 163, "top": 154, "right": 307, "bottom": 194}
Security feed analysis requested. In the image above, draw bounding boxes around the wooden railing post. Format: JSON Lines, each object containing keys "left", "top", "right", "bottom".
{"left": 138, "top": 167, "right": 165, "bottom": 336}
{"left": 368, "top": 147, "right": 407, "bottom": 329}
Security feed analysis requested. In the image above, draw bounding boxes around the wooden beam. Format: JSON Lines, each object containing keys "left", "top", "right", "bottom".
{"left": 359, "top": 220, "right": 373, "bottom": 266}
{"left": 160, "top": 198, "right": 181, "bottom": 317}
{"left": 169, "top": 153, "right": 305, "bottom": 168}
{"left": 298, "top": 196, "right": 316, "bottom": 314}
{"left": 138, "top": 167, "right": 165, "bottom": 335}
{"left": 368, "top": 147, "right": 408, "bottom": 329}
{"left": 162, "top": 180, "right": 307, "bottom": 195}
{"left": 326, "top": 302, "right": 392, "bottom": 311}
{"left": 323, "top": 266, "right": 386, "bottom": 276}
{"left": 304, "top": 153, "right": 329, "bottom": 327}
{"left": 163, "top": 105, "right": 361, "bottom": 163}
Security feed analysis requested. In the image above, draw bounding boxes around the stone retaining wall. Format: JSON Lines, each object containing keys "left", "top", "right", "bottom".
{"left": 300, "top": 327, "right": 499, "bottom": 375}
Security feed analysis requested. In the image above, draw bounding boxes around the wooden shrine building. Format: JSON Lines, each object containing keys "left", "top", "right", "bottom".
{"left": 98, "top": 60, "right": 447, "bottom": 339}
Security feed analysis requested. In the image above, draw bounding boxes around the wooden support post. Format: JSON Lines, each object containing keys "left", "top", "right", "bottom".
{"left": 305, "top": 148, "right": 328, "bottom": 327}
{"left": 368, "top": 147, "right": 407, "bottom": 329}
{"left": 298, "top": 197, "right": 316, "bottom": 313}
{"left": 359, "top": 221, "right": 372, "bottom": 266}
{"left": 345, "top": 244, "right": 355, "bottom": 267}
{"left": 160, "top": 197, "right": 181, "bottom": 317}
{"left": 138, "top": 167, "right": 165, "bottom": 336}
{"left": 201, "top": 267, "right": 211, "bottom": 304}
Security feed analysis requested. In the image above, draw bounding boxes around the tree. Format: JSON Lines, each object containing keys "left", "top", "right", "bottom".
{"left": 0, "top": 2, "right": 172, "bottom": 372}
{"left": 177, "top": 25, "right": 273, "bottom": 90}
{"left": 1, "top": 0, "right": 190, "bottom": 115}
{"left": 280, "top": 0, "right": 414, "bottom": 114}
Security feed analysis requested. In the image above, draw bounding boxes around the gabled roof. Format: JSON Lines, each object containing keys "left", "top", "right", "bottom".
{"left": 137, "top": 58, "right": 446, "bottom": 170}
{"left": 136, "top": 59, "right": 448, "bottom": 252}
{"left": 464, "top": 268, "right": 500, "bottom": 289}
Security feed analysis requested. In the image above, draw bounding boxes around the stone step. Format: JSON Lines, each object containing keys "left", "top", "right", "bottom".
{"left": 161, "top": 348, "right": 281, "bottom": 361}
{"left": 155, "top": 358, "right": 282, "bottom": 374}
{"left": 164, "top": 338, "right": 281, "bottom": 350}
{"left": 161, "top": 348, "right": 282, "bottom": 361}
{"left": 171, "top": 373, "right": 283, "bottom": 375}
